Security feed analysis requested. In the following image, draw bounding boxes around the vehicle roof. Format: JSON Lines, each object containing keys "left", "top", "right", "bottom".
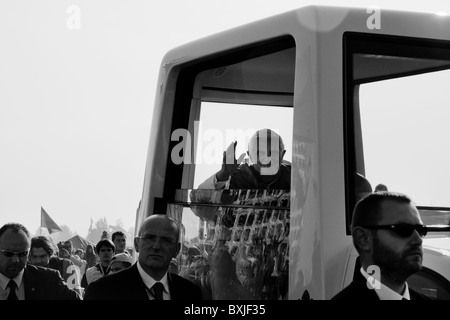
{"left": 160, "top": 5, "right": 450, "bottom": 72}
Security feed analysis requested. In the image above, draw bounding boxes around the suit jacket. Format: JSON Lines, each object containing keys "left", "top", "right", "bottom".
{"left": 23, "top": 264, "right": 81, "bottom": 300}
{"left": 83, "top": 263, "right": 202, "bottom": 300}
{"left": 331, "top": 268, "right": 430, "bottom": 300}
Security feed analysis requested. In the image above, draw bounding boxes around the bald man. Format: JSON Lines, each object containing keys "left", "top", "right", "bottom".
{"left": 202, "top": 128, "right": 290, "bottom": 190}
{"left": 84, "top": 214, "right": 201, "bottom": 300}
{"left": 191, "top": 128, "right": 291, "bottom": 220}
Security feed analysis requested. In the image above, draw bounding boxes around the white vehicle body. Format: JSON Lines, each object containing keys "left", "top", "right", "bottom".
{"left": 137, "top": 5, "right": 450, "bottom": 299}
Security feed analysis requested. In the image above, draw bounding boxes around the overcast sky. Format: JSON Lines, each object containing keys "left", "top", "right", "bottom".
{"left": 1, "top": 0, "right": 449, "bottom": 237}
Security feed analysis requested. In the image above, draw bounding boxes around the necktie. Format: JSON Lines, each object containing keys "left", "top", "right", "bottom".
{"left": 152, "top": 282, "right": 164, "bottom": 301}
{"left": 7, "top": 280, "right": 18, "bottom": 300}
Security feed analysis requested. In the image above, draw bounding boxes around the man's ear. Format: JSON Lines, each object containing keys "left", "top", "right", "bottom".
{"left": 352, "top": 227, "right": 371, "bottom": 252}
{"left": 281, "top": 149, "right": 286, "bottom": 160}
{"left": 134, "top": 237, "right": 140, "bottom": 253}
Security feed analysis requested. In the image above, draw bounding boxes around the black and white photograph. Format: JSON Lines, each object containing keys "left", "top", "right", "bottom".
{"left": 1, "top": 1, "right": 450, "bottom": 310}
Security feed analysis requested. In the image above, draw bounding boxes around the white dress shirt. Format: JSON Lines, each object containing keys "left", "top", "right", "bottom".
{"left": 361, "top": 267, "right": 411, "bottom": 300}
{"left": 0, "top": 270, "right": 25, "bottom": 300}
{"left": 137, "top": 261, "right": 170, "bottom": 300}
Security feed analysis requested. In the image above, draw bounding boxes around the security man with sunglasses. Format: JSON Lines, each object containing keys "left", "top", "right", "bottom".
{"left": 332, "top": 191, "right": 430, "bottom": 300}
{"left": 0, "top": 222, "right": 81, "bottom": 300}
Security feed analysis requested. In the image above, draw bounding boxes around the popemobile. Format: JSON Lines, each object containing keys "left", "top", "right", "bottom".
{"left": 136, "top": 5, "right": 450, "bottom": 300}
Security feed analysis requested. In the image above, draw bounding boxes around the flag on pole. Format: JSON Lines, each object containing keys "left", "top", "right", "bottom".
{"left": 40, "top": 207, "right": 62, "bottom": 234}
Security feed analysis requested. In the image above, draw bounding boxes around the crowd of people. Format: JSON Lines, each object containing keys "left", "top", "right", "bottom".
{"left": 0, "top": 129, "right": 438, "bottom": 300}
{"left": 0, "top": 227, "right": 135, "bottom": 300}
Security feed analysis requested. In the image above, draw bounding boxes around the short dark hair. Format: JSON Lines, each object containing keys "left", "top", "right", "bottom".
{"left": 351, "top": 191, "right": 413, "bottom": 231}
{"left": 31, "top": 236, "right": 56, "bottom": 257}
{"left": 64, "top": 240, "right": 73, "bottom": 246}
{"left": 95, "top": 239, "right": 115, "bottom": 254}
{"left": 112, "top": 231, "right": 125, "bottom": 242}
{"left": 0, "top": 223, "right": 30, "bottom": 239}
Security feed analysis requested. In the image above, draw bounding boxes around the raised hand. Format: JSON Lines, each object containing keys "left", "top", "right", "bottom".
{"left": 216, "top": 141, "right": 246, "bottom": 182}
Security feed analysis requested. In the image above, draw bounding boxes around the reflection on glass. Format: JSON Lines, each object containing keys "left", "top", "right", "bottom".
{"left": 169, "top": 189, "right": 290, "bottom": 300}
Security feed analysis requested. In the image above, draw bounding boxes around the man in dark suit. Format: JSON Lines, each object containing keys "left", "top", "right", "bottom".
{"left": 0, "top": 222, "right": 81, "bottom": 300}
{"left": 332, "top": 192, "right": 430, "bottom": 300}
{"left": 29, "top": 235, "right": 83, "bottom": 297}
{"left": 84, "top": 214, "right": 202, "bottom": 300}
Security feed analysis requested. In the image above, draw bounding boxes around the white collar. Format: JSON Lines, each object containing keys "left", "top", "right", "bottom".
{"left": 361, "top": 267, "right": 410, "bottom": 300}
{"left": 136, "top": 261, "right": 169, "bottom": 294}
{"left": 0, "top": 270, "right": 24, "bottom": 291}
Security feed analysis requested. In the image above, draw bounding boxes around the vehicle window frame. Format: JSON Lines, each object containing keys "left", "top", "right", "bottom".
{"left": 343, "top": 32, "right": 450, "bottom": 234}
{"left": 163, "top": 36, "right": 296, "bottom": 205}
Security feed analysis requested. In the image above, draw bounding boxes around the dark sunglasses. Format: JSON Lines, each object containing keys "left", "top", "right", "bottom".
{"left": 362, "top": 223, "right": 427, "bottom": 238}
{"left": 0, "top": 249, "right": 29, "bottom": 258}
